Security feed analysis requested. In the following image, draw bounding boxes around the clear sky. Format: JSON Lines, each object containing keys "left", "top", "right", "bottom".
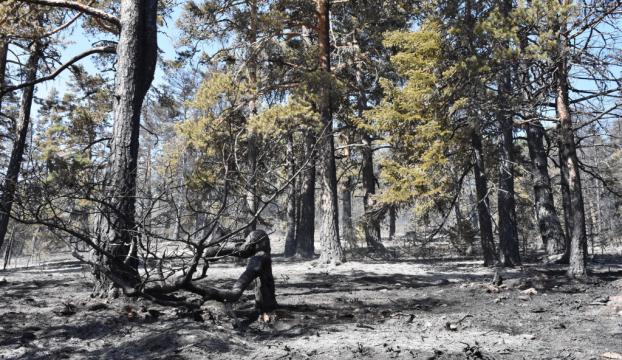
{"left": 37, "top": 7, "right": 184, "bottom": 100}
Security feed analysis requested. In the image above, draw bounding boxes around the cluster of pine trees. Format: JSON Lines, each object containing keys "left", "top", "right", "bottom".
{"left": 0, "top": 0, "right": 620, "bottom": 298}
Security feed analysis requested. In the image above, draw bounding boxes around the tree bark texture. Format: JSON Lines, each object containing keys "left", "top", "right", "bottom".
{"left": 361, "top": 135, "right": 385, "bottom": 252}
{"left": 295, "top": 130, "right": 316, "bottom": 258}
{"left": 0, "top": 38, "right": 8, "bottom": 113}
{"left": 340, "top": 176, "right": 356, "bottom": 248}
{"left": 496, "top": 0, "right": 520, "bottom": 267}
{"left": 94, "top": 0, "right": 158, "bottom": 296}
{"left": 284, "top": 135, "right": 298, "bottom": 257}
{"left": 471, "top": 121, "right": 497, "bottom": 266}
{"left": 200, "top": 231, "right": 277, "bottom": 313}
{"left": 0, "top": 43, "right": 41, "bottom": 253}
{"left": 316, "top": 0, "right": 344, "bottom": 264}
{"left": 555, "top": 34, "right": 587, "bottom": 277}
{"left": 526, "top": 121, "right": 565, "bottom": 255}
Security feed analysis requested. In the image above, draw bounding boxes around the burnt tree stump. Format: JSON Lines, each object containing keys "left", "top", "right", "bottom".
{"left": 197, "top": 230, "right": 278, "bottom": 314}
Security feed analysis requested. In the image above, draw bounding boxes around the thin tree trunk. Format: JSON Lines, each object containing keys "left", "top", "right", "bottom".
{"left": 94, "top": 0, "right": 158, "bottom": 297}
{"left": 356, "top": 58, "right": 384, "bottom": 253}
{"left": 526, "top": 122, "right": 565, "bottom": 255}
{"left": 26, "top": 226, "right": 40, "bottom": 268}
{"left": 340, "top": 175, "right": 356, "bottom": 248}
{"left": 0, "top": 43, "right": 41, "bottom": 252}
{"left": 340, "top": 137, "right": 355, "bottom": 248}
{"left": 316, "top": 0, "right": 344, "bottom": 264}
{"left": 246, "top": 0, "right": 259, "bottom": 232}
{"left": 495, "top": 0, "right": 521, "bottom": 266}
{"left": 0, "top": 38, "right": 8, "bottom": 112}
{"left": 3, "top": 226, "right": 15, "bottom": 270}
{"left": 555, "top": 20, "right": 587, "bottom": 277}
{"left": 559, "top": 140, "right": 572, "bottom": 260}
{"left": 389, "top": 206, "right": 396, "bottom": 241}
{"left": 471, "top": 120, "right": 497, "bottom": 266}
{"left": 496, "top": 0, "right": 520, "bottom": 267}
{"left": 295, "top": 130, "right": 316, "bottom": 258}
{"left": 284, "top": 134, "right": 298, "bottom": 257}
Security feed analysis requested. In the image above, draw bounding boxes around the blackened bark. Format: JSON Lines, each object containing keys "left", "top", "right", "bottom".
{"left": 0, "top": 38, "right": 8, "bottom": 112}
{"left": 362, "top": 135, "right": 385, "bottom": 252}
{"left": 284, "top": 135, "right": 298, "bottom": 257}
{"left": 526, "top": 122, "right": 565, "bottom": 255}
{"left": 295, "top": 131, "right": 316, "bottom": 258}
{"left": 341, "top": 176, "right": 356, "bottom": 248}
{"left": 496, "top": 0, "right": 520, "bottom": 267}
{"left": 556, "top": 39, "right": 587, "bottom": 278}
{"left": 0, "top": 43, "right": 41, "bottom": 252}
{"left": 471, "top": 121, "right": 497, "bottom": 266}
{"left": 94, "top": 0, "right": 158, "bottom": 296}
{"left": 197, "top": 230, "right": 277, "bottom": 312}
{"left": 356, "top": 56, "right": 384, "bottom": 253}
{"left": 497, "top": 109, "right": 521, "bottom": 266}
{"left": 316, "top": 0, "right": 344, "bottom": 264}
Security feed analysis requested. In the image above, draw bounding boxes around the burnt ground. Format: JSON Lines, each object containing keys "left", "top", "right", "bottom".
{"left": 1, "top": 251, "right": 621, "bottom": 360}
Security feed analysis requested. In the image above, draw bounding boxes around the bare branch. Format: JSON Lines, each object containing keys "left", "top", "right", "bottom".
{"left": 22, "top": 0, "right": 120, "bottom": 30}
{"left": 1, "top": 45, "right": 116, "bottom": 95}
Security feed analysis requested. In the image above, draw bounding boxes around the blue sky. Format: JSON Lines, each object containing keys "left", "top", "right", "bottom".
{"left": 37, "top": 7, "right": 184, "bottom": 99}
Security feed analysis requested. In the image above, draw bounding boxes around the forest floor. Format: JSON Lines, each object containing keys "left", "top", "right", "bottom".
{"left": 1, "top": 247, "right": 622, "bottom": 360}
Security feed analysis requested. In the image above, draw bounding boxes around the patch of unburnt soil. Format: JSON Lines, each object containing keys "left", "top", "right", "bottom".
{"left": 1, "top": 253, "right": 621, "bottom": 359}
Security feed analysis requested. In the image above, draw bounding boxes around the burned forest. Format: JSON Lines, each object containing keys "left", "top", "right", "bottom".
{"left": 1, "top": 0, "right": 622, "bottom": 359}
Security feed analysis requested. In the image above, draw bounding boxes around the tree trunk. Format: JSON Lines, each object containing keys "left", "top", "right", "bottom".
{"left": 0, "top": 43, "right": 41, "bottom": 252}
{"left": 341, "top": 176, "right": 356, "bottom": 248}
{"left": 361, "top": 135, "right": 385, "bottom": 252}
{"left": 246, "top": 0, "right": 259, "bottom": 232}
{"left": 284, "top": 134, "right": 298, "bottom": 257}
{"left": 556, "top": 32, "right": 587, "bottom": 278}
{"left": 559, "top": 140, "right": 572, "bottom": 260}
{"left": 526, "top": 121, "right": 565, "bottom": 255}
{"left": 295, "top": 130, "right": 316, "bottom": 258}
{"left": 316, "top": 0, "right": 344, "bottom": 264}
{"left": 388, "top": 206, "right": 396, "bottom": 241}
{"left": 470, "top": 120, "right": 497, "bottom": 266}
{"left": 356, "top": 56, "right": 384, "bottom": 253}
{"left": 3, "top": 226, "right": 15, "bottom": 270}
{"left": 495, "top": 0, "right": 520, "bottom": 267}
{"left": 0, "top": 38, "right": 8, "bottom": 112}
{"left": 198, "top": 231, "right": 277, "bottom": 313}
{"left": 93, "top": 0, "right": 158, "bottom": 297}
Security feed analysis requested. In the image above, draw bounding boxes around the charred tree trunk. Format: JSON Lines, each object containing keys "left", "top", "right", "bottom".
{"left": 295, "top": 130, "right": 316, "bottom": 258}
{"left": 341, "top": 176, "right": 356, "bottom": 248}
{"left": 361, "top": 135, "right": 385, "bottom": 253}
{"left": 284, "top": 135, "right": 298, "bottom": 257}
{"left": 471, "top": 121, "right": 497, "bottom": 266}
{"left": 496, "top": 0, "right": 520, "bottom": 267}
{"left": 0, "top": 42, "right": 41, "bottom": 252}
{"left": 356, "top": 57, "right": 384, "bottom": 253}
{"left": 197, "top": 230, "right": 277, "bottom": 313}
{"left": 0, "top": 38, "right": 8, "bottom": 112}
{"left": 556, "top": 31, "right": 587, "bottom": 278}
{"left": 526, "top": 122, "right": 565, "bottom": 255}
{"left": 316, "top": 0, "right": 344, "bottom": 264}
{"left": 93, "top": 0, "right": 158, "bottom": 297}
